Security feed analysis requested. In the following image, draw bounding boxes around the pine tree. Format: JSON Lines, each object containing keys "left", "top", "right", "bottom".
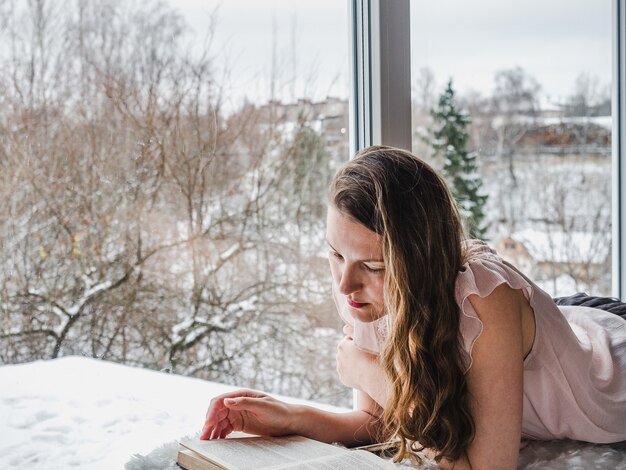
{"left": 431, "top": 81, "right": 488, "bottom": 239}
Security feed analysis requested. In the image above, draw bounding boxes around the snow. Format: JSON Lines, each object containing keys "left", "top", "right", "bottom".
{"left": 534, "top": 274, "right": 581, "bottom": 297}
{"left": 0, "top": 357, "right": 347, "bottom": 470}
{"left": 511, "top": 228, "right": 609, "bottom": 264}
{"left": 1, "top": 353, "right": 625, "bottom": 469}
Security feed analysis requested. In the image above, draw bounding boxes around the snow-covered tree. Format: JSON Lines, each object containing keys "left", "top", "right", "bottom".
{"left": 0, "top": 0, "right": 349, "bottom": 406}
{"left": 431, "top": 81, "right": 488, "bottom": 240}
{"left": 491, "top": 67, "right": 541, "bottom": 187}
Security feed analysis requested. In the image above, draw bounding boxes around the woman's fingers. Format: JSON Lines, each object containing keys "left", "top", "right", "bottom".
{"left": 202, "top": 403, "right": 232, "bottom": 439}
{"left": 201, "top": 407, "right": 229, "bottom": 438}
{"left": 203, "top": 409, "right": 234, "bottom": 440}
{"left": 201, "top": 390, "right": 288, "bottom": 440}
{"left": 223, "top": 396, "right": 267, "bottom": 413}
{"left": 203, "top": 389, "right": 264, "bottom": 431}
{"left": 218, "top": 422, "right": 234, "bottom": 439}
{"left": 201, "top": 390, "right": 264, "bottom": 440}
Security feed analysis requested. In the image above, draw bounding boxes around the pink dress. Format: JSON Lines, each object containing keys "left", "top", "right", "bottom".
{"left": 343, "top": 240, "right": 626, "bottom": 443}
{"left": 457, "top": 240, "right": 626, "bottom": 442}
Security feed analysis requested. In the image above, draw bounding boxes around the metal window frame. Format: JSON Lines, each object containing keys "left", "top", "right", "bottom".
{"left": 348, "top": 0, "right": 411, "bottom": 408}
{"left": 348, "top": 0, "right": 412, "bottom": 156}
{"left": 613, "top": 0, "right": 626, "bottom": 299}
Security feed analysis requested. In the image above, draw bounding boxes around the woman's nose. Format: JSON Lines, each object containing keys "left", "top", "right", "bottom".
{"left": 338, "top": 265, "right": 360, "bottom": 295}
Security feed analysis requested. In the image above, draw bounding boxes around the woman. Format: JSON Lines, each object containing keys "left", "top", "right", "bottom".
{"left": 200, "top": 146, "right": 626, "bottom": 468}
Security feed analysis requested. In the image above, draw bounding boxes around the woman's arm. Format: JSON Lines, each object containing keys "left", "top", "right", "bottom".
{"left": 293, "top": 394, "right": 383, "bottom": 446}
{"left": 459, "top": 283, "right": 526, "bottom": 469}
{"left": 200, "top": 388, "right": 382, "bottom": 447}
{"left": 202, "top": 324, "right": 388, "bottom": 446}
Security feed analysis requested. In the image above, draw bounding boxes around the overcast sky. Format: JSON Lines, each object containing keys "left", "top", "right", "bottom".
{"left": 173, "top": 0, "right": 612, "bottom": 107}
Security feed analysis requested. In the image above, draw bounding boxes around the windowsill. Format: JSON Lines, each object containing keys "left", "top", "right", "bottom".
{"left": 3, "top": 357, "right": 624, "bottom": 469}
{"left": 0, "top": 356, "right": 348, "bottom": 469}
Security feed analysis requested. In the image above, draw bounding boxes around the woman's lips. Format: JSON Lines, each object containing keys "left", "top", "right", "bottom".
{"left": 347, "top": 298, "right": 366, "bottom": 308}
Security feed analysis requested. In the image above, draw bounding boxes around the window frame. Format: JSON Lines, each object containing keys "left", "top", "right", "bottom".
{"left": 613, "top": 0, "right": 626, "bottom": 298}
{"left": 348, "top": 0, "right": 412, "bottom": 154}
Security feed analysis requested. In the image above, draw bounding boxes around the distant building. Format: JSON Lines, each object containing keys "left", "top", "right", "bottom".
{"left": 518, "top": 116, "right": 611, "bottom": 157}
{"left": 496, "top": 229, "right": 610, "bottom": 294}
{"left": 253, "top": 97, "right": 350, "bottom": 166}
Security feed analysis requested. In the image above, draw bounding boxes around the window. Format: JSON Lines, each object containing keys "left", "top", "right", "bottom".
{"left": 2, "top": 0, "right": 624, "bottom": 411}
{"left": 410, "top": 0, "right": 613, "bottom": 296}
{"left": 0, "top": 0, "right": 351, "bottom": 406}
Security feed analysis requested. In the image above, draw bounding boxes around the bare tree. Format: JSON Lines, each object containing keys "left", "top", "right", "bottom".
{"left": 566, "top": 72, "right": 609, "bottom": 118}
{"left": 491, "top": 67, "right": 541, "bottom": 188}
{"left": 524, "top": 159, "right": 611, "bottom": 295}
{"left": 414, "top": 67, "right": 436, "bottom": 114}
{"left": 0, "top": 0, "right": 348, "bottom": 405}
{"left": 560, "top": 73, "right": 612, "bottom": 152}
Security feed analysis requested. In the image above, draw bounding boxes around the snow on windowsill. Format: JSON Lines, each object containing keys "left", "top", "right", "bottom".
{"left": 2, "top": 357, "right": 625, "bottom": 469}
{"left": 0, "top": 357, "right": 347, "bottom": 470}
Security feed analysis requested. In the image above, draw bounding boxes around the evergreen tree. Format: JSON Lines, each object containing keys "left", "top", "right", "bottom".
{"left": 431, "top": 80, "right": 488, "bottom": 239}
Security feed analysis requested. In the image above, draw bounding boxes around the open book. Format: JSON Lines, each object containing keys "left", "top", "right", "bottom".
{"left": 176, "top": 434, "right": 397, "bottom": 470}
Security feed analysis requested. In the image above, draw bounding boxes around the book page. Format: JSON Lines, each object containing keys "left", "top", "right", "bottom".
{"left": 177, "top": 448, "right": 224, "bottom": 470}
{"left": 180, "top": 436, "right": 346, "bottom": 470}
{"left": 273, "top": 449, "right": 396, "bottom": 469}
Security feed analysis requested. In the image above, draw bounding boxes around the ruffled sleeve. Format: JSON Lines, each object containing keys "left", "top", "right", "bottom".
{"left": 455, "top": 240, "right": 533, "bottom": 372}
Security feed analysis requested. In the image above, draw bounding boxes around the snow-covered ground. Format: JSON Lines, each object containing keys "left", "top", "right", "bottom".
{"left": 2, "top": 357, "right": 625, "bottom": 469}
{"left": 0, "top": 357, "right": 346, "bottom": 470}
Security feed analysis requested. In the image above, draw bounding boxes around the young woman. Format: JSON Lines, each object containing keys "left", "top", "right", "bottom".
{"left": 200, "top": 146, "right": 626, "bottom": 468}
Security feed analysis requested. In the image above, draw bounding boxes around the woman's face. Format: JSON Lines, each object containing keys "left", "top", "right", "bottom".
{"left": 326, "top": 204, "right": 385, "bottom": 323}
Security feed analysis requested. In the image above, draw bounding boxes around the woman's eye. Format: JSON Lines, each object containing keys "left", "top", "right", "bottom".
{"left": 365, "top": 265, "right": 385, "bottom": 273}
{"left": 330, "top": 250, "right": 343, "bottom": 260}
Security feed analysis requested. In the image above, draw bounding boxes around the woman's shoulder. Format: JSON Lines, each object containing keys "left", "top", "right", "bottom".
{"left": 456, "top": 239, "right": 534, "bottom": 370}
{"left": 462, "top": 238, "right": 498, "bottom": 260}
{"left": 457, "top": 239, "right": 531, "bottom": 300}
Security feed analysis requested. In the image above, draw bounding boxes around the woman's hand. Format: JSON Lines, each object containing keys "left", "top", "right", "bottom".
{"left": 336, "top": 327, "right": 387, "bottom": 403}
{"left": 336, "top": 335, "right": 376, "bottom": 390}
{"left": 200, "top": 389, "right": 296, "bottom": 440}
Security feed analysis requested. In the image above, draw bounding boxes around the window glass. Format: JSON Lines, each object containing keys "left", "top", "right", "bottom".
{"left": 0, "top": 0, "right": 350, "bottom": 406}
{"left": 411, "top": 0, "right": 612, "bottom": 296}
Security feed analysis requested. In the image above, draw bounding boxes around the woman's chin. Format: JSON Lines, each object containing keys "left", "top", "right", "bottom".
{"left": 348, "top": 305, "right": 383, "bottom": 323}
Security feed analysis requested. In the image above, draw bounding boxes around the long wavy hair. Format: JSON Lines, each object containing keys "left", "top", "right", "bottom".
{"left": 329, "top": 146, "right": 474, "bottom": 462}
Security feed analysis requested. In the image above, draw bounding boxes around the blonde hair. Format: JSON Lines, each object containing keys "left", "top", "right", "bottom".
{"left": 329, "top": 146, "right": 474, "bottom": 462}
